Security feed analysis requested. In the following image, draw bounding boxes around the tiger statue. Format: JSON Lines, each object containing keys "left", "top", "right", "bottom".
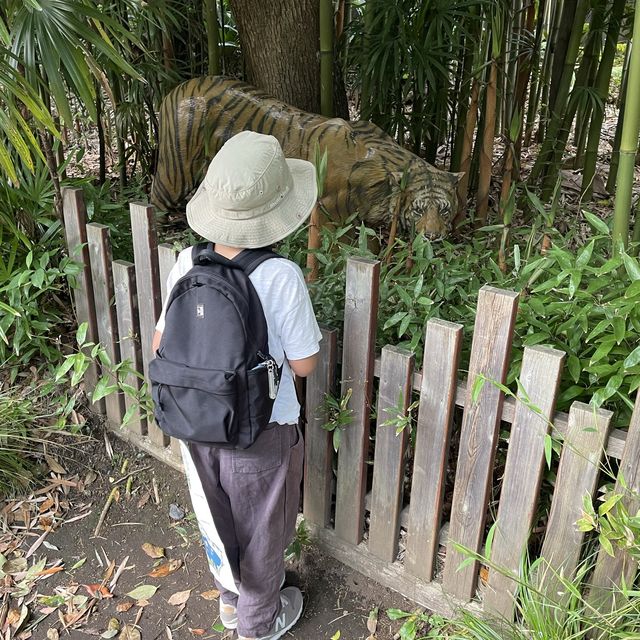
{"left": 151, "top": 76, "right": 460, "bottom": 238}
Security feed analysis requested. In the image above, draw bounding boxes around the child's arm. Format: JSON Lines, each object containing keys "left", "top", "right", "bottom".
{"left": 152, "top": 330, "right": 162, "bottom": 353}
{"left": 288, "top": 353, "right": 318, "bottom": 378}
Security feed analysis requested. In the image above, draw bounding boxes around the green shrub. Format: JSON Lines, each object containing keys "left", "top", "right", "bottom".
{"left": 287, "top": 212, "right": 640, "bottom": 428}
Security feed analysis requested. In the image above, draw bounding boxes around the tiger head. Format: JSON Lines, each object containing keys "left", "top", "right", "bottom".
{"left": 396, "top": 160, "right": 462, "bottom": 239}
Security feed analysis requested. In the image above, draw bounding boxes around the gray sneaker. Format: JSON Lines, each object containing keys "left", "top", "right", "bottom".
{"left": 219, "top": 573, "right": 287, "bottom": 630}
{"left": 238, "top": 586, "right": 304, "bottom": 640}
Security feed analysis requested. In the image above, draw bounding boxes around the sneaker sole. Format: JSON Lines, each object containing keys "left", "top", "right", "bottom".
{"left": 220, "top": 574, "right": 287, "bottom": 631}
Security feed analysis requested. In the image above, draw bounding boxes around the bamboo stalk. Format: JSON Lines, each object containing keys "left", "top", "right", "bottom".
{"left": 581, "top": 0, "right": 626, "bottom": 200}
{"left": 476, "top": 58, "right": 497, "bottom": 225}
{"left": 613, "top": 3, "right": 640, "bottom": 251}
{"left": 453, "top": 78, "right": 480, "bottom": 228}
{"left": 205, "top": 0, "right": 221, "bottom": 75}
{"left": 607, "top": 44, "right": 630, "bottom": 193}
{"left": 529, "top": 0, "right": 589, "bottom": 187}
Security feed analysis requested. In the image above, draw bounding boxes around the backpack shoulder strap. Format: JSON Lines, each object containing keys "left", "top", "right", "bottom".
{"left": 233, "top": 249, "right": 282, "bottom": 275}
{"left": 191, "top": 242, "right": 215, "bottom": 265}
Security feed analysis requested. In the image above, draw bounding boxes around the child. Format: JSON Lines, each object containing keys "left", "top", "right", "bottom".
{"left": 152, "top": 131, "right": 322, "bottom": 640}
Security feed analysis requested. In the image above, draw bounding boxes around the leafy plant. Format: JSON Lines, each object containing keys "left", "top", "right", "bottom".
{"left": 0, "top": 244, "right": 81, "bottom": 378}
{"left": 285, "top": 519, "right": 311, "bottom": 562}
{"left": 300, "top": 210, "right": 640, "bottom": 428}
{"left": 381, "top": 391, "right": 420, "bottom": 436}
{"left": 320, "top": 388, "right": 354, "bottom": 452}
{"left": 49, "top": 322, "right": 152, "bottom": 429}
{"left": 386, "top": 608, "right": 443, "bottom": 640}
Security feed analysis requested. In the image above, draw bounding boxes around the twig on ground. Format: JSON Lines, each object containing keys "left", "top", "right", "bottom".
{"left": 93, "top": 487, "right": 118, "bottom": 537}
{"left": 112, "top": 466, "right": 151, "bottom": 487}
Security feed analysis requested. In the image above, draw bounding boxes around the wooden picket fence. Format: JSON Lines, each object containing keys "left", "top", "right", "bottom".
{"left": 62, "top": 186, "right": 640, "bottom": 620}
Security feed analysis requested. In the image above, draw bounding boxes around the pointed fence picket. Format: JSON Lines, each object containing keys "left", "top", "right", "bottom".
{"left": 62, "top": 187, "right": 640, "bottom": 621}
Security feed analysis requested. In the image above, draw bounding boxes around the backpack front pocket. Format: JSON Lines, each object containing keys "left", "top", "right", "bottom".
{"left": 150, "top": 357, "right": 239, "bottom": 445}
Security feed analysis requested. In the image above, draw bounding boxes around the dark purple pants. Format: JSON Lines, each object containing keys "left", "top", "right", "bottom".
{"left": 187, "top": 423, "right": 303, "bottom": 637}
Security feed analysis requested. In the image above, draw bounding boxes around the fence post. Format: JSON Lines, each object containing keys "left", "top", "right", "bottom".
{"left": 538, "top": 402, "right": 611, "bottom": 601}
{"left": 86, "top": 223, "right": 125, "bottom": 425}
{"left": 113, "top": 260, "right": 146, "bottom": 437}
{"left": 334, "top": 257, "right": 380, "bottom": 546}
{"left": 484, "top": 345, "right": 565, "bottom": 618}
{"left": 443, "top": 286, "right": 519, "bottom": 602}
{"left": 368, "top": 345, "right": 414, "bottom": 562}
{"left": 405, "top": 318, "right": 463, "bottom": 582}
{"left": 130, "top": 203, "right": 166, "bottom": 448}
{"left": 61, "top": 187, "right": 104, "bottom": 414}
{"left": 588, "top": 392, "right": 640, "bottom": 610}
{"left": 303, "top": 327, "right": 338, "bottom": 527}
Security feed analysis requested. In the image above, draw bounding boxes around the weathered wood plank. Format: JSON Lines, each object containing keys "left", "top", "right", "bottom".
{"left": 112, "top": 260, "right": 146, "bottom": 437}
{"left": 443, "top": 286, "right": 519, "bottom": 602}
{"left": 588, "top": 392, "right": 640, "bottom": 610}
{"left": 303, "top": 327, "right": 338, "bottom": 527}
{"left": 484, "top": 346, "right": 565, "bottom": 618}
{"left": 405, "top": 318, "right": 463, "bottom": 582}
{"left": 368, "top": 346, "right": 414, "bottom": 563}
{"left": 86, "top": 223, "right": 125, "bottom": 425}
{"left": 130, "top": 203, "right": 166, "bottom": 448}
{"left": 157, "top": 243, "right": 181, "bottom": 459}
{"left": 61, "top": 188, "right": 104, "bottom": 413}
{"left": 374, "top": 362, "right": 628, "bottom": 461}
{"left": 334, "top": 258, "right": 380, "bottom": 545}
{"left": 538, "top": 402, "right": 611, "bottom": 598}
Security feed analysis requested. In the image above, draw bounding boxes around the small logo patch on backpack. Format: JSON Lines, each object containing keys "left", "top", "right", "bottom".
{"left": 196, "top": 303, "right": 205, "bottom": 318}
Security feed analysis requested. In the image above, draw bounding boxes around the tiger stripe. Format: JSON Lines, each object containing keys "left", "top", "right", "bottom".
{"left": 151, "top": 76, "right": 459, "bottom": 238}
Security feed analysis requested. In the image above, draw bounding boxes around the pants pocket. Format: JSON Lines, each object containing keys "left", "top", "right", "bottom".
{"left": 231, "top": 424, "right": 282, "bottom": 473}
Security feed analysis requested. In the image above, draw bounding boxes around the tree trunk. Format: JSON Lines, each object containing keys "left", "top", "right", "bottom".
{"left": 230, "top": 0, "right": 320, "bottom": 113}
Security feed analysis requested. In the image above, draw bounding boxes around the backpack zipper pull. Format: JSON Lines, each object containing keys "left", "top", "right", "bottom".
{"left": 267, "top": 360, "right": 278, "bottom": 399}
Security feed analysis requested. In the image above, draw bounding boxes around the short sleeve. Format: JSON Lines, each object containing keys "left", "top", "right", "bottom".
{"left": 155, "top": 248, "right": 193, "bottom": 333}
{"left": 278, "top": 267, "right": 322, "bottom": 361}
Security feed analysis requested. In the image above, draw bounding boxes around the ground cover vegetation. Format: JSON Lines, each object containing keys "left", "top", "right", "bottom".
{"left": 1, "top": 0, "right": 640, "bottom": 636}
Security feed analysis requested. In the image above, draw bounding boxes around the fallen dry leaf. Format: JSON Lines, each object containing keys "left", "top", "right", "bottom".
{"left": 189, "top": 630, "right": 206, "bottom": 637}
{"left": 141, "top": 543, "right": 165, "bottom": 559}
{"left": 37, "top": 565, "right": 65, "bottom": 577}
{"left": 367, "top": 607, "right": 378, "bottom": 634}
{"left": 137, "top": 492, "right": 151, "bottom": 509}
{"left": 39, "top": 498, "right": 55, "bottom": 513}
{"left": 116, "top": 601, "right": 135, "bottom": 613}
{"left": 167, "top": 589, "right": 191, "bottom": 606}
{"left": 148, "top": 559, "right": 182, "bottom": 578}
{"left": 83, "top": 583, "right": 114, "bottom": 599}
{"left": 3, "top": 557, "right": 28, "bottom": 574}
{"left": 46, "top": 629, "right": 59, "bottom": 640}
{"left": 200, "top": 589, "right": 220, "bottom": 601}
{"left": 479, "top": 566, "right": 489, "bottom": 583}
{"left": 118, "top": 624, "right": 141, "bottom": 640}
{"left": 7, "top": 608, "right": 21, "bottom": 625}
{"left": 45, "top": 455, "right": 67, "bottom": 475}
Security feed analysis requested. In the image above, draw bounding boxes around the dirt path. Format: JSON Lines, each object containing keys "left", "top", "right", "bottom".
{"left": 0, "top": 427, "right": 421, "bottom": 640}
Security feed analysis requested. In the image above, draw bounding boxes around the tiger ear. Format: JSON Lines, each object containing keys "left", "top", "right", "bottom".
{"left": 450, "top": 171, "right": 465, "bottom": 185}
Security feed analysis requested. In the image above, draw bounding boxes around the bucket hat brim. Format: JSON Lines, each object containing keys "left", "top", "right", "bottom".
{"left": 186, "top": 158, "right": 317, "bottom": 249}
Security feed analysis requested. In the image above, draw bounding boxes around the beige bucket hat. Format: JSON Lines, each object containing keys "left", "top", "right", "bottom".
{"left": 186, "top": 131, "right": 318, "bottom": 248}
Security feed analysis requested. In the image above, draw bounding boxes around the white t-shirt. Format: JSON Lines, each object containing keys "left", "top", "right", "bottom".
{"left": 155, "top": 247, "right": 322, "bottom": 425}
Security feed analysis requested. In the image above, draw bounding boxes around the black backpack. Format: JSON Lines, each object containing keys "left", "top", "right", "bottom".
{"left": 149, "top": 242, "right": 281, "bottom": 448}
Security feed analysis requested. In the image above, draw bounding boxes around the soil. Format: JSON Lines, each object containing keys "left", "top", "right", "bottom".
{"left": 0, "top": 422, "right": 421, "bottom": 640}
